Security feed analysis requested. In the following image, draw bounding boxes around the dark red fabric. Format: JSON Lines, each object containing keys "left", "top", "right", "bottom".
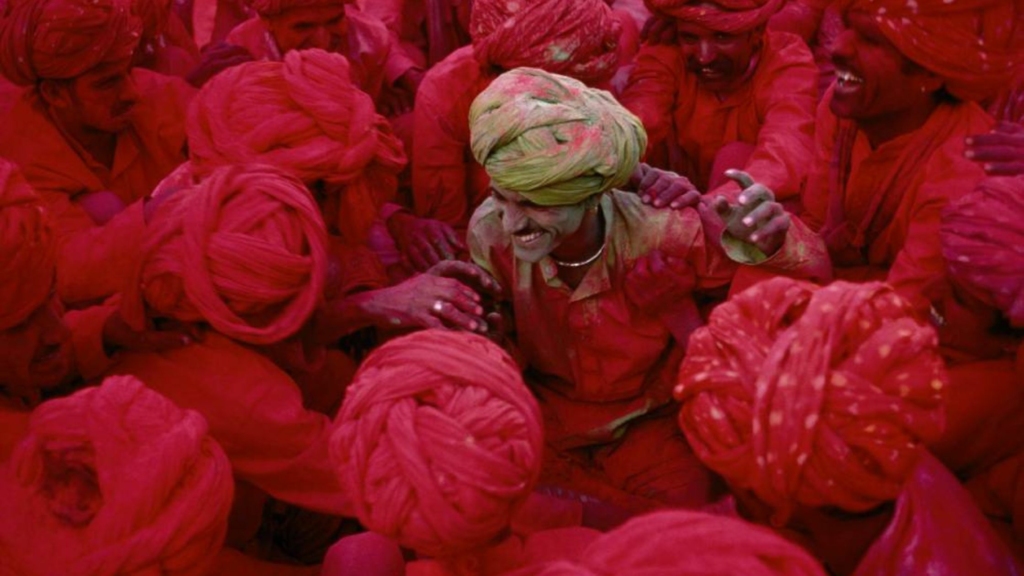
{"left": 645, "top": 0, "right": 784, "bottom": 33}
{"left": 0, "top": 159, "right": 54, "bottom": 330}
{"left": 941, "top": 176, "right": 1024, "bottom": 327}
{"left": 330, "top": 329, "right": 544, "bottom": 558}
{"left": 676, "top": 278, "right": 946, "bottom": 523}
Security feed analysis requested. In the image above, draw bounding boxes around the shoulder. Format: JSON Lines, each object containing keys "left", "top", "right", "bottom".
{"left": 609, "top": 190, "right": 702, "bottom": 259}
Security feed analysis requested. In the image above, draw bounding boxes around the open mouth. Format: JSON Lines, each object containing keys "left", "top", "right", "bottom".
{"left": 512, "top": 230, "right": 546, "bottom": 247}
{"left": 835, "top": 69, "right": 864, "bottom": 89}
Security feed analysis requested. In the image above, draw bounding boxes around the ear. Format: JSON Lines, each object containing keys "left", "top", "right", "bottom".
{"left": 37, "top": 79, "right": 71, "bottom": 109}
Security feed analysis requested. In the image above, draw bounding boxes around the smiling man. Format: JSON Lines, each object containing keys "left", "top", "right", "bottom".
{"left": 0, "top": 0, "right": 194, "bottom": 305}
{"left": 620, "top": 0, "right": 816, "bottom": 204}
{"left": 468, "top": 67, "right": 828, "bottom": 513}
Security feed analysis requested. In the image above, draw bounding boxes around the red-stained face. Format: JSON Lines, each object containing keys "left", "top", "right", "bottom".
{"left": 676, "top": 20, "right": 762, "bottom": 94}
{"left": 489, "top": 185, "right": 592, "bottom": 264}
{"left": 46, "top": 58, "right": 140, "bottom": 135}
{"left": 829, "top": 11, "right": 936, "bottom": 123}
{"left": 0, "top": 296, "right": 75, "bottom": 398}
{"left": 265, "top": 4, "right": 349, "bottom": 54}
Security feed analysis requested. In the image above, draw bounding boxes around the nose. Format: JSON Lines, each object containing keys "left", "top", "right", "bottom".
{"left": 310, "top": 25, "right": 332, "bottom": 49}
{"left": 119, "top": 74, "right": 141, "bottom": 107}
{"left": 696, "top": 40, "right": 716, "bottom": 65}
{"left": 38, "top": 306, "right": 71, "bottom": 349}
{"left": 831, "top": 29, "right": 855, "bottom": 65}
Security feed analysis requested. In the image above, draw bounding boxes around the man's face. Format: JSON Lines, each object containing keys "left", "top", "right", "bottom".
{"left": 53, "top": 58, "right": 140, "bottom": 134}
{"left": 0, "top": 296, "right": 75, "bottom": 398}
{"left": 829, "top": 11, "right": 933, "bottom": 122}
{"left": 676, "top": 20, "right": 761, "bottom": 94}
{"left": 490, "top": 185, "right": 590, "bottom": 263}
{"left": 265, "top": 4, "right": 348, "bottom": 54}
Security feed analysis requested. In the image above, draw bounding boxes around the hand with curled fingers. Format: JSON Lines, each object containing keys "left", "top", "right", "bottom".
{"left": 707, "top": 169, "right": 791, "bottom": 258}
{"left": 388, "top": 212, "right": 466, "bottom": 272}
{"left": 623, "top": 249, "right": 697, "bottom": 314}
{"left": 370, "top": 271, "right": 489, "bottom": 334}
{"left": 103, "top": 310, "right": 203, "bottom": 355}
{"left": 629, "top": 162, "right": 702, "bottom": 210}
{"left": 186, "top": 42, "right": 255, "bottom": 87}
{"left": 965, "top": 122, "right": 1024, "bottom": 177}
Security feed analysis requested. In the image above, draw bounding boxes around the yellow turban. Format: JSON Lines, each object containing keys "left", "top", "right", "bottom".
{"left": 469, "top": 67, "right": 647, "bottom": 207}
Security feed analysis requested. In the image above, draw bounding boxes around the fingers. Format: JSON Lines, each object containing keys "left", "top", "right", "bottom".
{"left": 710, "top": 195, "right": 732, "bottom": 217}
{"left": 751, "top": 213, "right": 791, "bottom": 245}
{"left": 669, "top": 189, "right": 701, "bottom": 210}
{"left": 981, "top": 162, "right": 1024, "bottom": 176}
{"left": 442, "top": 224, "right": 466, "bottom": 251}
{"left": 739, "top": 198, "right": 779, "bottom": 231}
{"left": 431, "top": 300, "right": 484, "bottom": 332}
{"left": 724, "top": 169, "right": 756, "bottom": 190}
{"left": 429, "top": 261, "right": 502, "bottom": 295}
{"left": 408, "top": 242, "right": 441, "bottom": 272}
{"left": 994, "top": 121, "right": 1024, "bottom": 135}
{"left": 736, "top": 184, "right": 774, "bottom": 208}
{"left": 966, "top": 144, "right": 1024, "bottom": 163}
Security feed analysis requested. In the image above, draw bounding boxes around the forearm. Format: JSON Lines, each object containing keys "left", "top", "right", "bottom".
{"left": 310, "top": 290, "right": 391, "bottom": 345}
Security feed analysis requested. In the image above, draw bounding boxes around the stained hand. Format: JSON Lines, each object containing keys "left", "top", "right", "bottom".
{"left": 389, "top": 213, "right": 466, "bottom": 271}
{"left": 630, "top": 163, "right": 701, "bottom": 209}
{"left": 707, "top": 169, "right": 790, "bottom": 257}
{"left": 965, "top": 122, "right": 1024, "bottom": 176}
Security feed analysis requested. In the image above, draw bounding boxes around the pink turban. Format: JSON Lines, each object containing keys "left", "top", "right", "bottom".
{"left": 0, "top": 375, "right": 232, "bottom": 575}
{"left": 188, "top": 48, "right": 405, "bottom": 244}
{"left": 844, "top": 0, "right": 1024, "bottom": 102}
{"left": 122, "top": 164, "right": 328, "bottom": 345}
{"left": 676, "top": 278, "right": 947, "bottom": 523}
{"left": 0, "top": 159, "right": 54, "bottom": 331}
{"left": 0, "top": 0, "right": 141, "bottom": 86}
{"left": 506, "top": 510, "right": 827, "bottom": 575}
{"left": 248, "top": 0, "right": 351, "bottom": 18}
{"left": 942, "top": 177, "right": 1024, "bottom": 328}
{"left": 329, "top": 329, "right": 543, "bottom": 558}
{"left": 470, "top": 0, "right": 622, "bottom": 85}
{"left": 645, "top": 0, "right": 784, "bottom": 33}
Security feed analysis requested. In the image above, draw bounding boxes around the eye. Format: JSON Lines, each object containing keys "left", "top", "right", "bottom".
{"left": 679, "top": 33, "right": 699, "bottom": 44}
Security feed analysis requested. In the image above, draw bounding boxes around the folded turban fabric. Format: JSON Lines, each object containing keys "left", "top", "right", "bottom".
{"left": 248, "top": 0, "right": 351, "bottom": 18}
{"left": 329, "top": 329, "right": 543, "bottom": 558}
{"left": 469, "top": 67, "right": 647, "bottom": 206}
{"left": 0, "top": 375, "right": 232, "bottom": 576}
{"left": 675, "top": 278, "right": 947, "bottom": 524}
{"left": 0, "top": 159, "right": 54, "bottom": 331}
{"left": 0, "top": 0, "right": 141, "bottom": 86}
{"left": 122, "top": 164, "right": 328, "bottom": 345}
{"left": 844, "top": 0, "right": 1024, "bottom": 102}
{"left": 942, "top": 176, "right": 1024, "bottom": 328}
{"left": 645, "top": 0, "right": 784, "bottom": 33}
{"left": 470, "top": 0, "right": 622, "bottom": 85}
{"left": 505, "top": 510, "right": 827, "bottom": 575}
{"left": 187, "top": 48, "right": 406, "bottom": 243}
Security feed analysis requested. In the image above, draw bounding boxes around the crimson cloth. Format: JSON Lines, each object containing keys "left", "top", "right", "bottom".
{"left": 122, "top": 164, "right": 328, "bottom": 346}
{"left": 0, "top": 69, "right": 192, "bottom": 306}
{"left": 0, "top": 0, "right": 141, "bottom": 85}
{"left": 470, "top": 0, "right": 622, "bottom": 86}
{"left": 0, "top": 375, "right": 232, "bottom": 576}
{"left": 249, "top": 0, "right": 352, "bottom": 17}
{"left": 0, "top": 159, "right": 54, "bottom": 330}
{"left": 620, "top": 29, "right": 817, "bottom": 200}
{"left": 845, "top": 0, "right": 1024, "bottom": 103}
{"left": 645, "top": 0, "right": 784, "bottom": 33}
{"left": 941, "top": 176, "right": 1024, "bottom": 328}
{"left": 505, "top": 510, "right": 827, "bottom": 575}
{"left": 187, "top": 48, "right": 405, "bottom": 244}
{"left": 676, "top": 278, "right": 946, "bottom": 523}
{"left": 330, "top": 329, "right": 543, "bottom": 558}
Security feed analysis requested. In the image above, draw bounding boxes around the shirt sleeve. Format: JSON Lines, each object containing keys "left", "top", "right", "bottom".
{"left": 619, "top": 44, "right": 681, "bottom": 154}
{"left": 64, "top": 301, "right": 119, "bottom": 381}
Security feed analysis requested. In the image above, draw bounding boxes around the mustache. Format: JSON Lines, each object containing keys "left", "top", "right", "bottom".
{"left": 685, "top": 57, "right": 733, "bottom": 75}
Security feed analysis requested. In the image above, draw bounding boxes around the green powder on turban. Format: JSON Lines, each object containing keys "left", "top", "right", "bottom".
{"left": 469, "top": 67, "right": 647, "bottom": 206}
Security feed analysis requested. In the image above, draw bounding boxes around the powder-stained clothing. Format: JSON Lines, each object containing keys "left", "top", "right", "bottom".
{"left": 226, "top": 7, "right": 408, "bottom": 102}
{"left": 620, "top": 30, "right": 817, "bottom": 200}
{"left": 0, "top": 69, "right": 192, "bottom": 306}
{"left": 107, "top": 331, "right": 353, "bottom": 516}
{"left": 799, "top": 90, "right": 993, "bottom": 323}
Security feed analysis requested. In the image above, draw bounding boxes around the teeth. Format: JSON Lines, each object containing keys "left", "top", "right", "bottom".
{"left": 836, "top": 70, "right": 864, "bottom": 85}
{"left": 515, "top": 231, "right": 543, "bottom": 243}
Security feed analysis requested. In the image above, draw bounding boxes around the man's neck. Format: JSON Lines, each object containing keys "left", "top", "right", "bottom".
{"left": 48, "top": 109, "right": 119, "bottom": 171}
{"left": 856, "top": 100, "right": 941, "bottom": 149}
{"left": 550, "top": 206, "right": 605, "bottom": 265}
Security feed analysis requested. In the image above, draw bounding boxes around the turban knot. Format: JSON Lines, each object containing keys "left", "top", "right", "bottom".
{"left": 123, "top": 164, "right": 328, "bottom": 345}
{"left": 470, "top": 0, "right": 622, "bottom": 85}
{"left": 508, "top": 510, "right": 826, "bottom": 575}
{"left": 675, "top": 278, "right": 947, "bottom": 523}
{"left": 329, "top": 329, "right": 543, "bottom": 558}
{"left": 845, "top": 0, "right": 1024, "bottom": 102}
{"left": 0, "top": 375, "right": 232, "bottom": 575}
{"left": 0, "top": 0, "right": 141, "bottom": 86}
{"left": 645, "top": 0, "right": 783, "bottom": 33}
{"left": 247, "top": 0, "right": 349, "bottom": 18}
{"left": 942, "top": 176, "right": 1024, "bottom": 327}
{"left": 469, "top": 67, "right": 646, "bottom": 206}
{"left": 0, "top": 159, "right": 54, "bottom": 330}
{"left": 187, "top": 48, "right": 406, "bottom": 243}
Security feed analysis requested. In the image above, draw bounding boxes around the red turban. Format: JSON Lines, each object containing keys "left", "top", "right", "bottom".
{"left": 644, "top": 0, "right": 784, "bottom": 33}
{"left": 0, "top": 375, "right": 232, "bottom": 575}
{"left": 329, "top": 329, "right": 543, "bottom": 558}
{"left": 844, "top": 0, "right": 1024, "bottom": 102}
{"left": 676, "top": 278, "right": 947, "bottom": 524}
{"left": 470, "top": 0, "right": 622, "bottom": 85}
{"left": 122, "top": 164, "right": 328, "bottom": 345}
{"left": 248, "top": 0, "right": 351, "bottom": 18}
{"left": 0, "top": 0, "right": 141, "bottom": 86}
{"left": 506, "top": 510, "right": 826, "bottom": 575}
{"left": 942, "top": 176, "right": 1024, "bottom": 328}
{"left": 187, "top": 48, "right": 406, "bottom": 243}
{"left": 0, "top": 159, "right": 54, "bottom": 331}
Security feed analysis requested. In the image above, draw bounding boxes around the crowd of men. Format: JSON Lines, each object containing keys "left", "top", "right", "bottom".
{"left": 0, "top": 0, "right": 1023, "bottom": 574}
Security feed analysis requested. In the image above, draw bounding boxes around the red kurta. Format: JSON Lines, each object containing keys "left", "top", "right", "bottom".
{"left": 0, "top": 69, "right": 192, "bottom": 306}
{"left": 620, "top": 30, "right": 817, "bottom": 200}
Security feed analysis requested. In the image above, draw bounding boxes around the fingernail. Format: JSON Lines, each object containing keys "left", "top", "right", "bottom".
{"left": 965, "top": 137, "right": 973, "bottom": 145}
{"left": 985, "top": 163, "right": 994, "bottom": 171}
{"left": 181, "top": 336, "right": 191, "bottom": 345}
{"left": 742, "top": 217, "right": 753, "bottom": 226}
{"left": 641, "top": 195, "right": 650, "bottom": 203}
{"left": 475, "top": 306, "right": 484, "bottom": 315}
{"left": 750, "top": 233, "right": 760, "bottom": 241}
{"left": 738, "top": 196, "right": 748, "bottom": 205}
{"left": 469, "top": 321, "right": 478, "bottom": 331}
{"left": 653, "top": 199, "right": 663, "bottom": 207}
{"left": 964, "top": 150, "right": 974, "bottom": 158}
